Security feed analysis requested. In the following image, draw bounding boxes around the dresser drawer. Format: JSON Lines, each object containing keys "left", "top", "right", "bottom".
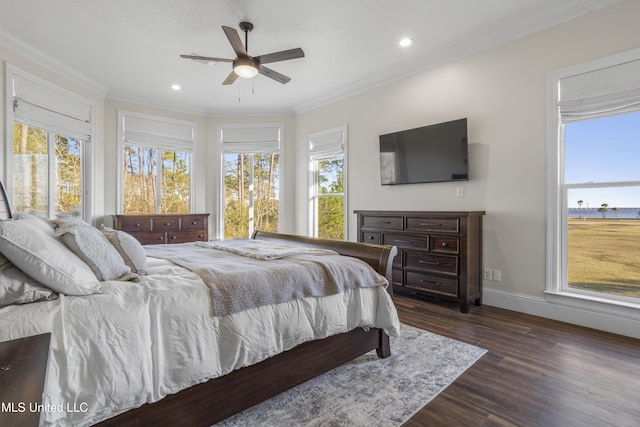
{"left": 430, "top": 236, "right": 459, "bottom": 254}
{"left": 406, "top": 272, "right": 458, "bottom": 297}
{"left": 383, "top": 234, "right": 427, "bottom": 249}
{"left": 181, "top": 216, "right": 206, "bottom": 229}
{"left": 362, "top": 232, "right": 381, "bottom": 244}
{"left": 362, "top": 216, "right": 403, "bottom": 230}
{"left": 167, "top": 230, "right": 207, "bottom": 243}
{"left": 152, "top": 217, "right": 180, "bottom": 231}
{"left": 120, "top": 218, "right": 152, "bottom": 232}
{"left": 406, "top": 217, "right": 459, "bottom": 233}
{"left": 130, "top": 231, "right": 167, "bottom": 245}
{"left": 405, "top": 251, "right": 458, "bottom": 275}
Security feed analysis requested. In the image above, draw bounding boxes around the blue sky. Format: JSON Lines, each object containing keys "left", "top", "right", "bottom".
{"left": 565, "top": 111, "right": 640, "bottom": 208}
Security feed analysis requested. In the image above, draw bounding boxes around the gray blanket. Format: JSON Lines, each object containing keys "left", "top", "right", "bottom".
{"left": 144, "top": 242, "right": 388, "bottom": 316}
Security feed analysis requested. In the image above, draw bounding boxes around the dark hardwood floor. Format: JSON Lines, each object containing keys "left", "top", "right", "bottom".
{"left": 394, "top": 294, "right": 640, "bottom": 427}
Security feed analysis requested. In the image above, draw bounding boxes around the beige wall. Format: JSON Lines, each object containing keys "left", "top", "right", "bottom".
{"left": 293, "top": 0, "right": 640, "bottom": 336}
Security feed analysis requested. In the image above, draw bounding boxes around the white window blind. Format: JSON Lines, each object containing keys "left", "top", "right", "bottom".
{"left": 308, "top": 128, "right": 345, "bottom": 161}
{"left": 220, "top": 125, "right": 281, "bottom": 153}
{"left": 558, "top": 59, "right": 640, "bottom": 123}
{"left": 12, "top": 71, "right": 94, "bottom": 142}
{"left": 122, "top": 113, "right": 195, "bottom": 150}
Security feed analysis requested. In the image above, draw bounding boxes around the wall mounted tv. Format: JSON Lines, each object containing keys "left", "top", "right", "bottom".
{"left": 379, "top": 118, "right": 468, "bottom": 185}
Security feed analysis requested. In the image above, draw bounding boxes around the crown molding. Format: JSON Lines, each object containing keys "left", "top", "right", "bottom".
{"left": 0, "top": 29, "right": 108, "bottom": 96}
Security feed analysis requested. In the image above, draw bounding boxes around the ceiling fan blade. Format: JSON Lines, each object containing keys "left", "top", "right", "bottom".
{"left": 222, "top": 26, "right": 247, "bottom": 57}
{"left": 180, "top": 54, "right": 233, "bottom": 63}
{"left": 259, "top": 65, "right": 291, "bottom": 84}
{"left": 222, "top": 71, "right": 239, "bottom": 85}
{"left": 254, "top": 48, "right": 305, "bottom": 64}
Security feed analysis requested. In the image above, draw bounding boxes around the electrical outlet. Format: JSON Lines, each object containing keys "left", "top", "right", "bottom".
{"left": 492, "top": 269, "right": 502, "bottom": 282}
{"left": 483, "top": 268, "right": 492, "bottom": 280}
{"left": 456, "top": 186, "right": 464, "bottom": 198}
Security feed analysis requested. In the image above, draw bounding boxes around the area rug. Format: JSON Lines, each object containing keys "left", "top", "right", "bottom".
{"left": 215, "top": 323, "right": 487, "bottom": 426}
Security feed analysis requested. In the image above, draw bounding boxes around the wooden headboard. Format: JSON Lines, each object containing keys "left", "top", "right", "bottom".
{"left": 0, "top": 179, "right": 11, "bottom": 220}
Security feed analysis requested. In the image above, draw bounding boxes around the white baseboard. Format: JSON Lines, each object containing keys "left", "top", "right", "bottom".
{"left": 483, "top": 288, "right": 640, "bottom": 340}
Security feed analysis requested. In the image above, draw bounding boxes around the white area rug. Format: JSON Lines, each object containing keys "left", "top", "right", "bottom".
{"left": 215, "top": 323, "right": 487, "bottom": 426}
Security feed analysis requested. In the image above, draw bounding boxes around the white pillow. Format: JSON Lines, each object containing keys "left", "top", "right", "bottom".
{"left": 100, "top": 225, "right": 147, "bottom": 275}
{"left": 0, "top": 215, "right": 101, "bottom": 296}
{"left": 0, "top": 253, "right": 57, "bottom": 308}
{"left": 55, "top": 223, "right": 139, "bottom": 282}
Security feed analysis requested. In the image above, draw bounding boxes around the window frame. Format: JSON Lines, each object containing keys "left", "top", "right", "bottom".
{"left": 117, "top": 110, "right": 196, "bottom": 215}
{"left": 216, "top": 123, "right": 284, "bottom": 239}
{"left": 307, "top": 125, "right": 348, "bottom": 240}
{"left": 5, "top": 64, "right": 94, "bottom": 220}
{"left": 546, "top": 48, "right": 640, "bottom": 312}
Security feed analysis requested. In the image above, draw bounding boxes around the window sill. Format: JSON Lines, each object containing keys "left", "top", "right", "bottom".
{"left": 545, "top": 290, "right": 640, "bottom": 321}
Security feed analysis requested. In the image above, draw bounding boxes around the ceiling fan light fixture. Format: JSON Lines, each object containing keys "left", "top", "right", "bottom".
{"left": 399, "top": 38, "right": 413, "bottom": 47}
{"left": 233, "top": 57, "right": 259, "bottom": 78}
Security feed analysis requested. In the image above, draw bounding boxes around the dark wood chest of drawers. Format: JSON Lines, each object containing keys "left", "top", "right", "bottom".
{"left": 112, "top": 214, "right": 209, "bottom": 245}
{"left": 355, "top": 210, "right": 484, "bottom": 312}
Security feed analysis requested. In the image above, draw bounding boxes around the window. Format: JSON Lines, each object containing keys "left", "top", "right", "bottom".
{"left": 308, "top": 126, "right": 347, "bottom": 240}
{"left": 219, "top": 124, "right": 282, "bottom": 239}
{"left": 118, "top": 110, "right": 196, "bottom": 215}
{"left": 7, "top": 65, "right": 93, "bottom": 219}
{"left": 547, "top": 49, "right": 640, "bottom": 306}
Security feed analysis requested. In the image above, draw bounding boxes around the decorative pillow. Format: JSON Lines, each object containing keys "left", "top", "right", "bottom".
{"left": 12, "top": 212, "right": 55, "bottom": 233}
{"left": 54, "top": 222, "right": 139, "bottom": 282}
{"left": 0, "top": 215, "right": 101, "bottom": 295}
{"left": 100, "top": 225, "right": 147, "bottom": 275}
{"left": 0, "top": 253, "right": 57, "bottom": 308}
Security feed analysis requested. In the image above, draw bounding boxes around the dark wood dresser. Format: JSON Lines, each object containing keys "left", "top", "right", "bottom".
{"left": 112, "top": 214, "right": 209, "bottom": 245}
{"left": 355, "top": 210, "right": 484, "bottom": 312}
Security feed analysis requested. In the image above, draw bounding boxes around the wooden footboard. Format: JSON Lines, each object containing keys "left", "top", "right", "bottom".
{"left": 97, "top": 232, "right": 397, "bottom": 427}
{"left": 252, "top": 230, "right": 397, "bottom": 286}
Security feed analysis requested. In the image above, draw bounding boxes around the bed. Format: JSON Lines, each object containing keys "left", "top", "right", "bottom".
{"left": 0, "top": 180, "right": 400, "bottom": 426}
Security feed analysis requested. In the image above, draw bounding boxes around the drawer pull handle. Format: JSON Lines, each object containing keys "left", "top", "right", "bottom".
{"left": 191, "top": 221, "right": 198, "bottom": 225}
{"left": 420, "top": 280, "right": 441, "bottom": 285}
{"left": 368, "top": 236, "right": 376, "bottom": 240}
{"left": 441, "top": 242, "right": 448, "bottom": 247}
{"left": 419, "top": 260, "right": 440, "bottom": 266}
{"left": 158, "top": 237, "right": 164, "bottom": 240}
{"left": 135, "top": 223, "right": 141, "bottom": 227}
{"left": 166, "top": 222, "right": 171, "bottom": 226}
{"left": 419, "top": 223, "right": 442, "bottom": 227}
{"left": 171, "top": 236, "right": 176, "bottom": 239}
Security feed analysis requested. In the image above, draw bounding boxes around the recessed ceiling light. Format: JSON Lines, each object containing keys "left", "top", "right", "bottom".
{"left": 399, "top": 38, "right": 413, "bottom": 47}
{"left": 171, "top": 84, "right": 181, "bottom": 91}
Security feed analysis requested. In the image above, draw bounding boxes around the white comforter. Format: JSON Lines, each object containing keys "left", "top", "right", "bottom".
{"left": 0, "top": 257, "right": 400, "bottom": 426}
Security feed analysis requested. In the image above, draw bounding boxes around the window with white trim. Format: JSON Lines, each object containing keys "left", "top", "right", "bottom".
{"left": 6, "top": 65, "right": 94, "bottom": 219}
{"left": 547, "top": 50, "right": 640, "bottom": 305}
{"left": 308, "top": 126, "right": 347, "bottom": 240}
{"left": 118, "top": 110, "right": 196, "bottom": 215}
{"left": 218, "top": 124, "right": 283, "bottom": 239}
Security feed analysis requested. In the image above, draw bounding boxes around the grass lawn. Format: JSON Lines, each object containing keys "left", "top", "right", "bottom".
{"left": 568, "top": 218, "right": 640, "bottom": 298}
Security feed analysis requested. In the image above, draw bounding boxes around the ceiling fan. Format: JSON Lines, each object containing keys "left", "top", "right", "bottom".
{"left": 180, "top": 22, "right": 305, "bottom": 85}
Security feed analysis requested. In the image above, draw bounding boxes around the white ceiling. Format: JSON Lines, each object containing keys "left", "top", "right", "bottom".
{"left": 0, "top": 0, "right": 620, "bottom": 115}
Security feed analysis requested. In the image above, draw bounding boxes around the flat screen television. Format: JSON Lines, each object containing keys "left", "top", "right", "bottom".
{"left": 379, "top": 118, "right": 468, "bottom": 185}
